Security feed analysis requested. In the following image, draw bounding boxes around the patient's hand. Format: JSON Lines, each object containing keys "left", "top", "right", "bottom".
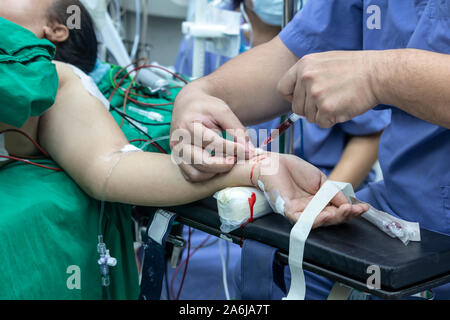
{"left": 251, "top": 154, "right": 369, "bottom": 228}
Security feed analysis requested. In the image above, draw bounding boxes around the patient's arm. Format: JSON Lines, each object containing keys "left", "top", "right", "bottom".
{"left": 39, "top": 62, "right": 367, "bottom": 223}
{"left": 39, "top": 62, "right": 248, "bottom": 206}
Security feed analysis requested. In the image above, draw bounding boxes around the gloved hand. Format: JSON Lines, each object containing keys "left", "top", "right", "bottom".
{"left": 251, "top": 153, "right": 369, "bottom": 227}
{"left": 277, "top": 50, "right": 380, "bottom": 128}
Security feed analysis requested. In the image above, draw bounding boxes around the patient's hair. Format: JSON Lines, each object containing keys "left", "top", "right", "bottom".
{"left": 48, "top": 0, "right": 98, "bottom": 74}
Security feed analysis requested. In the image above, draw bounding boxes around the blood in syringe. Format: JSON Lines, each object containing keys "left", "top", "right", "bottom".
{"left": 259, "top": 118, "right": 293, "bottom": 149}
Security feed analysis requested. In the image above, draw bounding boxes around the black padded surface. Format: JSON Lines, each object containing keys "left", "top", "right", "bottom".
{"left": 167, "top": 199, "right": 450, "bottom": 291}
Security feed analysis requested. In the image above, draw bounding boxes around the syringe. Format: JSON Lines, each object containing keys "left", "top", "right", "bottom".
{"left": 260, "top": 113, "right": 303, "bottom": 149}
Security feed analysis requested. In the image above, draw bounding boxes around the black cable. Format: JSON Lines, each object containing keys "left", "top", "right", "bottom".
{"left": 110, "top": 106, "right": 167, "bottom": 152}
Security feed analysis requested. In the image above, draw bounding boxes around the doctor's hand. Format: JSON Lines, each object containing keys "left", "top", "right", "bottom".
{"left": 171, "top": 87, "right": 254, "bottom": 183}
{"left": 252, "top": 154, "right": 369, "bottom": 228}
{"left": 277, "top": 51, "right": 380, "bottom": 128}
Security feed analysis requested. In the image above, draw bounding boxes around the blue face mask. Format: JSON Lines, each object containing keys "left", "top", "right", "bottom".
{"left": 252, "top": 0, "right": 306, "bottom": 26}
{"left": 252, "top": 0, "right": 284, "bottom": 26}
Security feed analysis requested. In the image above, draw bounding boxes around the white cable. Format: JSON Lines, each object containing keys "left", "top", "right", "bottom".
{"left": 130, "top": 0, "right": 142, "bottom": 61}
{"left": 240, "top": 2, "right": 254, "bottom": 48}
{"left": 219, "top": 239, "right": 231, "bottom": 300}
{"left": 141, "top": 0, "right": 149, "bottom": 56}
{"left": 112, "top": 0, "right": 122, "bottom": 32}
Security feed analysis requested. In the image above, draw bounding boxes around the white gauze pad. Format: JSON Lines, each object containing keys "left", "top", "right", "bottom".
{"left": 215, "top": 187, "right": 273, "bottom": 233}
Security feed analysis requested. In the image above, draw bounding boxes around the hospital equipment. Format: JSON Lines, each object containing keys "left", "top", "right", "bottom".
{"left": 80, "top": 0, "right": 168, "bottom": 91}
{"left": 182, "top": 0, "right": 244, "bottom": 78}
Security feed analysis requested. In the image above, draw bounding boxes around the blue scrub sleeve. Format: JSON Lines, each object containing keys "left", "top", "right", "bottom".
{"left": 339, "top": 109, "right": 392, "bottom": 136}
{"left": 279, "top": 0, "right": 390, "bottom": 136}
{"left": 279, "top": 0, "right": 364, "bottom": 58}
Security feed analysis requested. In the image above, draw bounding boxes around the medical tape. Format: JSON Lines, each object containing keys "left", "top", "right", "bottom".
{"left": 70, "top": 65, "right": 110, "bottom": 110}
{"left": 285, "top": 181, "right": 421, "bottom": 300}
{"left": 121, "top": 144, "right": 143, "bottom": 153}
{"left": 257, "top": 180, "right": 286, "bottom": 216}
{"left": 285, "top": 181, "right": 355, "bottom": 300}
{"left": 0, "top": 134, "right": 9, "bottom": 162}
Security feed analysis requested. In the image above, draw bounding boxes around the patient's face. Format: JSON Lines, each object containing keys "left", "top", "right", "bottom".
{"left": 0, "top": 0, "right": 53, "bottom": 38}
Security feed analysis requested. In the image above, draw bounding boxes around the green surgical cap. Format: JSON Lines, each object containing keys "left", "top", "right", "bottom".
{"left": 0, "top": 17, "right": 59, "bottom": 128}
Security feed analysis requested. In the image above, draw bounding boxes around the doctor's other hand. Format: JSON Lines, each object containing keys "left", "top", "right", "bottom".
{"left": 252, "top": 154, "right": 369, "bottom": 228}
{"left": 171, "top": 87, "right": 254, "bottom": 182}
{"left": 277, "top": 50, "right": 381, "bottom": 128}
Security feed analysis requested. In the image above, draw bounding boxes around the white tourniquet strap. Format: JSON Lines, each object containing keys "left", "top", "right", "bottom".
{"left": 285, "top": 181, "right": 355, "bottom": 300}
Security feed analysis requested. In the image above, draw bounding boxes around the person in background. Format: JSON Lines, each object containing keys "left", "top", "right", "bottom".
{"left": 171, "top": 0, "right": 390, "bottom": 300}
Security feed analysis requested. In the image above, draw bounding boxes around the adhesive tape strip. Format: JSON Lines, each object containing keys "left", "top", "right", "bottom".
{"left": 121, "top": 144, "right": 143, "bottom": 153}
{"left": 284, "top": 181, "right": 355, "bottom": 300}
{"left": 70, "top": 65, "right": 111, "bottom": 110}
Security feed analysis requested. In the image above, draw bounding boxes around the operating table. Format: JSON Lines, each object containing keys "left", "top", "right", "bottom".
{"left": 139, "top": 198, "right": 450, "bottom": 300}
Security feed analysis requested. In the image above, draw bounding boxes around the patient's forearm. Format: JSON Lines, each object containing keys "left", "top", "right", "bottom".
{"left": 86, "top": 152, "right": 253, "bottom": 207}
{"left": 329, "top": 133, "right": 381, "bottom": 189}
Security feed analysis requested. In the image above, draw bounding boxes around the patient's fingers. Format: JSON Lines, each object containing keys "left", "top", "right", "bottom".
{"left": 330, "top": 190, "right": 351, "bottom": 207}
{"left": 285, "top": 203, "right": 367, "bottom": 227}
{"left": 312, "top": 203, "right": 367, "bottom": 228}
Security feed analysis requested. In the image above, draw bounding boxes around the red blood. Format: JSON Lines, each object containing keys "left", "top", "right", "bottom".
{"left": 240, "top": 192, "right": 257, "bottom": 247}
{"left": 260, "top": 119, "right": 293, "bottom": 148}
{"left": 248, "top": 192, "right": 257, "bottom": 222}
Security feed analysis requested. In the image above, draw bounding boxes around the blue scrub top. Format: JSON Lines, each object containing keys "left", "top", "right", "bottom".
{"left": 280, "top": 0, "right": 450, "bottom": 236}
